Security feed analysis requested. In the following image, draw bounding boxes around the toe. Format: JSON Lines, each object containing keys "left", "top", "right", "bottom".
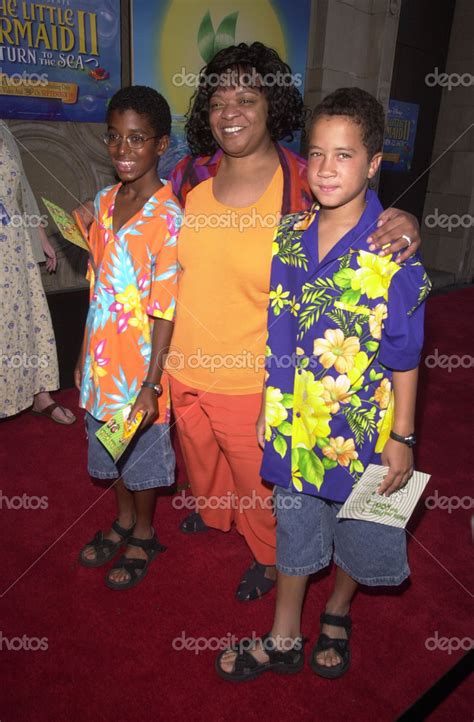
{"left": 219, "top": 650, "right": 238, "bottom": 674}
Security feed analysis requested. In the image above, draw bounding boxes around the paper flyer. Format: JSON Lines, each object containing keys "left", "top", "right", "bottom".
{"left": 95, "top": 405, "right": 144, "bottom": 463}
{"left": 42, "top": 197, "right": 89, "bottom": 250}
{"left": 337, "top": 464, "right": 431, "bottom": 528}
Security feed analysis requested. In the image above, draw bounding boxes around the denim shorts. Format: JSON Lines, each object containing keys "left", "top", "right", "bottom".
{"left": 85, "top": 412, "right": 175, "bottom": 492}
{"left": 274, "top": 485, "right": 409, "bottom": 586}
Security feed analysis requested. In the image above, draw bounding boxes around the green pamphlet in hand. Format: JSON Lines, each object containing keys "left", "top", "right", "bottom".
{"left": 42, "top": 197, "right": 89, "bottom": 251}
{"left": 337, "top": 464, "right": 431, "bottom": 528}
{"left": 95, "top": 404, "right": 144, "bottom": 463}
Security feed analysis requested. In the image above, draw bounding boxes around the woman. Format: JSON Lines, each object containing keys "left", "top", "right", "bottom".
{"left": 0, "top": 120, "right": 75, "bottom": 424}
{"left": 166, "top": 42, "right": 422, "bottom": 601}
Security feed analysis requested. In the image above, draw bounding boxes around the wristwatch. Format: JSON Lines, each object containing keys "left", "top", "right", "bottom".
{"left": 390, "top": 430, "right": 416, "bottom": 447}
{"left": 141, "top": 381, "right": 163, "bottom": 397}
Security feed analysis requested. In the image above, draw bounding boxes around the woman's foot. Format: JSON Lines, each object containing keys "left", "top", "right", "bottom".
{"left": 32, "top": 392, "right": 76, "bottom": 424}
{"left": 235, "top": 561, "right": 277, "bottom": 601}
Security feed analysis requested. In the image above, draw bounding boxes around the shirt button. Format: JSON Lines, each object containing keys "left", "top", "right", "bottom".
{"left": 297, "top": 369, "right": 302, "bottom": 375}
{"left": 295, "top": 412, "right": 301, "bottom": 418}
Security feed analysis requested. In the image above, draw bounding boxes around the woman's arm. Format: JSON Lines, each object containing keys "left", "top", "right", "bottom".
{"left": 378, "top": 367, "right": 418, "bottom": 496}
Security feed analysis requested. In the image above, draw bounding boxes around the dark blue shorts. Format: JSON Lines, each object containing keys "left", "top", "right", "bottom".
{"left": 85, "top": 412, "right": 175, "bottom": 492}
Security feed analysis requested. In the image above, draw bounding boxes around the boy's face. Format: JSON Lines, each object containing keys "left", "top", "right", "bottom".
{"left": 307, "top": 115, "right": 381, "bottom": 210}
{"left": 106, "top": 109, "right": 169, "bottom": 183}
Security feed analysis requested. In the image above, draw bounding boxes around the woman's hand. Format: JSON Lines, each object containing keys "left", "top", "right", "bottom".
{"left": 367, "top": 208, "right": 421, "bottom": 263}
{"left": 129, "top": 387, "right": 159, "bottom": 431}
{"left": 256, "top": 407, "right": 266, "bottom": 450}
{"left": 39, "top": 227, "right": 57, "bottom": 272}
{"left": 379, "top": 438, "right": 414, "bottom": 496}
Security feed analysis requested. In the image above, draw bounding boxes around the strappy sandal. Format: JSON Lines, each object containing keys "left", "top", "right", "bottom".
{"left": 235, "top": 561, "right": 276, "bottom": 601}
{"left": 179, "top": 512, "right": 210, "bottom": 534}
{"left": 78, "top": 520, "right": 135, "bottom": 568}
{"left": 215, "top": 632, "right": 306, "bottom": 682}
{"left": 104, "top": 533, "right": 166, "bottom": 591}
{"left": 310, "top": 612, "right": 352, "bottom": 679}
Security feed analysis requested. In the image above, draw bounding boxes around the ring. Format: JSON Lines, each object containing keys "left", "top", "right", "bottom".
{"left": 401, "top": 234, "right": 412, "bottom": 247}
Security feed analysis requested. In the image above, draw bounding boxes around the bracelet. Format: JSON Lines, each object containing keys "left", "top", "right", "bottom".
{"left": 141, "top": 381, "right": 163, "bottom": 397}
{"left": 390, "top": 430, "right": 416, "bottom": 447}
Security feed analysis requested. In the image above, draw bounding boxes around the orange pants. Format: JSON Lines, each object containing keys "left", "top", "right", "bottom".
{"left": 170, "top": 377, "right": 276, "bottom": 565}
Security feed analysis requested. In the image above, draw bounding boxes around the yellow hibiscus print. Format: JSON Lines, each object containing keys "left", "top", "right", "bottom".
{"left": 269, "top": 283, "right": 290, "bottom": 315}
{"left": 347, "top": 350, "right": 369, "bottom": 389}
{"left": 322, "top": 437, "right": 358, "bottom": 467}
{"left": 293, "top": 369, "right": 331, "bottom": 449}
{"left": 375, "top": 393, "right": 395, "bottom": 452}
{"left": 115, "top": 284, "right": 150, "bottom": 343}
{"left": 265, "top": 386, "right": 288, "bottom": 441}
{"left": 351, "top": 251, "right": 400, "bottom": 300}
{"left": 313, "top": 329, "right": 360, "bottom": 373}
{"left": 374, "top": 378, "right": 391, "bottom": 409}
{"left": 369, "top": 303, "right": 388, "bottom": 339}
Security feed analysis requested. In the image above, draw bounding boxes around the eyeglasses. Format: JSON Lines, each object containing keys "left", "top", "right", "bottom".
{"left": 102, "top": 132, "right": 159, "bottom": 149}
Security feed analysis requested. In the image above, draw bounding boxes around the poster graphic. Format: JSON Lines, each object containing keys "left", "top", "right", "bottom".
{"left": 131, "top": 0, "right": 311, "bottom": 176}
{"left": 382, "top": 100, "right": 419, "bottom": 173}
{"left": 0, "top": 0, "right": 121, "bottom": 122}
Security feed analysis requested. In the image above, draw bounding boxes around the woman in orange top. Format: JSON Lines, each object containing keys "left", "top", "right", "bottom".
{"left": 167, "top": 42, "right": 423, "bottom": 601}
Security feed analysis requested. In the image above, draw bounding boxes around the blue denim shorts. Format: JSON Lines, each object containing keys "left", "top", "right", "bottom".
{"left": 274, "top": 485, "right": 409, "bottom": 586}
{"left": 85, "top": 412, "right": 175, "bottom": 492}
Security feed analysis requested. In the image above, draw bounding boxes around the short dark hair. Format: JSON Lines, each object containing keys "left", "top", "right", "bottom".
{"left": 311, "top": 87, "right": 385, "bottom": 158}
{"left": 106, "top": 85, "right": 171, "bottom": 138}
{"left": 185, "top": 42, "right": 308, "bottom": 156}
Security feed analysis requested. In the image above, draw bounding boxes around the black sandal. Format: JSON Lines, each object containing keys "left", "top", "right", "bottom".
{"left": 215, "top": 633, "right": 306, "bottom": 682}
{"left": 310, "top": 613, "right": 352, "bottom": 679}
{"left": 78, "top": 520, "right": 135, "bottom": 568}
{"left": 104, "top": 533, "right": 166, "bottom": 591}
{"left": 235, "top": 561, "right": 276, "bottom": 601}
{"left": 179, "top": 512, "right": 210, "bottom": 534}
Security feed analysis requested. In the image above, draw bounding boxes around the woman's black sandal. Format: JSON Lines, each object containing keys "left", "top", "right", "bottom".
{"left": 215, "top": 633, "right": 306, "bottom": 682}
{"left": 179, "top": 512, "right": 210, "bottom": 534}
{"left": 310, "top": 613, "right": 352, "bottom": 679}
{"left": 78, "top": 520, "right": 135, "bottom": 568}
{"left": 104, "top": 533, "right": 166, "bottom": 591}
{"left": 235, "top": 561, "right": 276, "bottom": 601}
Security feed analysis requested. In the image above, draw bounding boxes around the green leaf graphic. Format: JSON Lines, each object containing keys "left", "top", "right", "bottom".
{"left": 214, "top": 11, "right": 239, "bottom": 55}
{"left": 274, "top": 434, "right": 288, "bottom": 459}
{"left": 277, "top": 421, "right": 293, "bottom": 436}
{"left": 198, "top": 10, "right": 216, "bottom": 63}
{"left": 298, "top": 448, "right": 324, "bottom": 490}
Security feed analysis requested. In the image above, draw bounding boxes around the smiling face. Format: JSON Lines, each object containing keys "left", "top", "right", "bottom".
{"left": 106, "top": 109, "right": 169, "bottom": 184}
{"left": 208, "top": 81, "right": 271, "bottom": 158}
{"left": 308, "top": 115, "right": 382, "bottom": 212}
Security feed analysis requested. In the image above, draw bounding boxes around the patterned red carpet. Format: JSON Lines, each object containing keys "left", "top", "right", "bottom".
{"left": 1, "top": 287, "right": 472, "bottom": 722}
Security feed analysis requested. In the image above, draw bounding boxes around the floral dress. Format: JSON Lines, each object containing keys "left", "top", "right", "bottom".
{"left": 0, "top": 133, "right": 59, "bottom": 417}
{"left": 261, "top": 190, "right": 431, "bottom": 503}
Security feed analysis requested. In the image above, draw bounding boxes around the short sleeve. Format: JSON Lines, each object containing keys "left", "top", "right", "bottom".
{"left": 146, "top": 203, "right": 181, "bottom": 321}
{"left": 378, "top": 257, "right": 431, "bottom": 371}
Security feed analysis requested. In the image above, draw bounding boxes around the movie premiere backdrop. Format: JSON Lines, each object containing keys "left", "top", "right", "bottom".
{"left": 0, "top": 0, "right": 121, "bottom": 122}
{"left": 131, "top": 0, "right": 311, "bottom": 176}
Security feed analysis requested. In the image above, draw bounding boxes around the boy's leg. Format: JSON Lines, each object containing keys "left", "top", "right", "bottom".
{"left": 108, "top": 487, "right": 157, "bottom": 584}
{"left": 218, "top": 570, "right": 308, "bottom": 673}
{"left": 315, "top": 566, "right": 358, "bottom": 668}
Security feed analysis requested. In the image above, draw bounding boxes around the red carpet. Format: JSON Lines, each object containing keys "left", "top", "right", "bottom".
{"left": 1, "top": 288, "right": 473, "bottom": 722}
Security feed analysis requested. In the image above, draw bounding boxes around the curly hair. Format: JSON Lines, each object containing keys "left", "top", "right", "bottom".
{"left": 185, "top": 42, "right": 307, "bottom": 156}
{"left": 106, "top": 85, "right": 172, "bottom": 138}
{"left": 310, "top": 87, "right": 385, "bottom": 159}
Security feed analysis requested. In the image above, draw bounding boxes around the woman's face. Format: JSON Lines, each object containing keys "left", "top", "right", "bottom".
{"left": 208, "top": 83, "right": 271, "bottom": 158}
